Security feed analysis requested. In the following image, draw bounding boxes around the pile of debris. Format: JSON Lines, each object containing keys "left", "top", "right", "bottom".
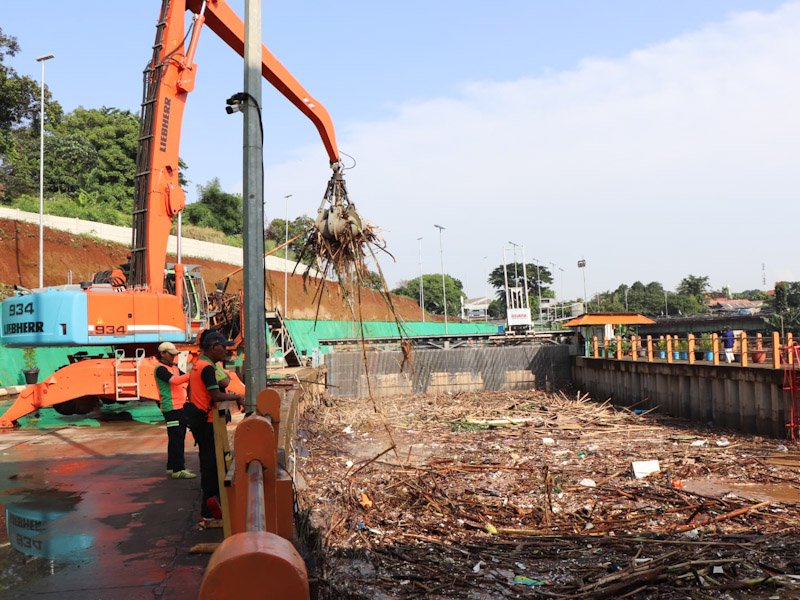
{"left": 296, "top": 390, "right": 800, "bottom": 599}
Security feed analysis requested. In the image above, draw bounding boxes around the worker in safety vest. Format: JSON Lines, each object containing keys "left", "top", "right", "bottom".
{"left": 185, "top": 331, "right": 244, "bottom": 521}
{"left": 154, "top": 342, "right": 196, "bottom": 479}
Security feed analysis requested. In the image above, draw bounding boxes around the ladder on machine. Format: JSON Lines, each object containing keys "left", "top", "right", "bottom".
{"left": 266, "top": 307, "right": 302, "bottom": 367}
{"left": 781, "top": 343, "right": 800, "bottom": 442}
{"left": 115, "top": 348, "right": 145, "bottom": 401}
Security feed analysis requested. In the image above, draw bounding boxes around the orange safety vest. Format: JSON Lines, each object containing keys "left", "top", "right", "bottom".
{"left": 188, "top": 355, "right": 219, "bottom": 423}
{"left": 155, "top": 363, "right": 188, "bottom": 412}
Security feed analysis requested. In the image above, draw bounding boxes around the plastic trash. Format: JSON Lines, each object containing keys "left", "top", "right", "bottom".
{"left": 342, "top": 425, "right": 354, "bottom": 434}
{"left": 542, "top": 437, "right": 555, "bottom": 446}
{"left": 776, "top": 444, "right": 789, "bottom": 453}
{"left": 472, "top": 561, "right": 484, "bottom": 573}
{"left": 716, "top": 439, "right": 730, "bottom": 447}
{"left": 513, "top": 576, "right": 551, "bottom": 586}
{"left": 632, "top": 460, "right": 660, "bottom": 479}
{"left": 690, "top": 439, "right": 707, "bottom": 447}
{"left": 576, "top": 452, "right": 587, "bottom": 458}
{"left": 579, "top": 478, "right": 596, "bottom": 487}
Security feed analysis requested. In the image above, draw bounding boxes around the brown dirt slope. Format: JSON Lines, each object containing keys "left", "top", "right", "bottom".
{"left": 0, "top": 218, "right": 430, "bottom": 321}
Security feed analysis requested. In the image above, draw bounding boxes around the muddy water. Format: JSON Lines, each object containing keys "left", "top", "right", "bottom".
{"left": 681, "top": 479, "right": 800, "bottom": 504}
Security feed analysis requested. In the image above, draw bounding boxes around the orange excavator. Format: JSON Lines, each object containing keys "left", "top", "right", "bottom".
{"left": 0, "top": 0, "right": 348, "bottom": 427}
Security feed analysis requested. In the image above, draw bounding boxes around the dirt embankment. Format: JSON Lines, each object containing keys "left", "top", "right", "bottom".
{"left": 0, "top": 218, "right": 431, "bottom": 321}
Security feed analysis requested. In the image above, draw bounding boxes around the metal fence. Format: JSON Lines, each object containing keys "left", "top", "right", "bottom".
{"left": 325, "top": 345, "right": 572, "bottom": 398}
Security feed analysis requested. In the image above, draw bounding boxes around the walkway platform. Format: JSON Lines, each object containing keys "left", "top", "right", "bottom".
{"left": 0, "top": 422, "right": 220, "bottom": 599}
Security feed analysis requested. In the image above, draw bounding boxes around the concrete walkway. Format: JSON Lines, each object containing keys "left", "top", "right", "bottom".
{"left": 0, "top": 423, "right": 220, "bottom": 599}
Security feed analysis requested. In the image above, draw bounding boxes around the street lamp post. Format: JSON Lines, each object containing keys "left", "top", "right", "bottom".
{"left": 283, "top": 194, "right": 292, "bottom": 323}
{"left": 434, "top": 224, "right": 448, "bottom": 334}
{"left": 531, "top": 258, "right": 542, "bottom": 321}
{"left": 417, "top": 237, "right": 424, "bottom": 321}
{"left": 578, "top": 259, "right": 587, "bottom": 313}
{"left": 558, "top": 267, "right": 565, "bottom": 318}
{"left": 484, "top": 255, "right": 489, "bottom": 322}
{"left": 36, "top": 53, "right": 54, "bottom": 289}
{"left": 664, "top": 291, "right": 668, "bottom": 316}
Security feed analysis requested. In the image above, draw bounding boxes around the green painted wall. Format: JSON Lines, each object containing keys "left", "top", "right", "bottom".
{"left": 0, "top": 346, "right": 114, "bottom": 387}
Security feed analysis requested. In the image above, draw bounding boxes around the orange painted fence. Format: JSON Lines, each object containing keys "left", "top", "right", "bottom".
{"left": 590, "top": 332, "right": 790, "bottom": 369}
{"left": 199, "top": 389, "right": 309, "bottom": 600}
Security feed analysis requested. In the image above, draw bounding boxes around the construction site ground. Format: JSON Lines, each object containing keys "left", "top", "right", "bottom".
{"left": 296, "top": 389, "right": 800, "bottom": 599}
{"left": 0, "top": 422, "right": 222, "bottom": 599}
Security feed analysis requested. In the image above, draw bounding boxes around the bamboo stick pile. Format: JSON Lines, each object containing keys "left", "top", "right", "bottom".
{"left": 296, "top": 389, "right": 800, "bottom": 599}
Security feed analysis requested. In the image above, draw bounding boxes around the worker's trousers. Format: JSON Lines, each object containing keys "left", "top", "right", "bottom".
{"left": 191, "top": 420, "right": 219, "bottom": 516}
{"left": 163, "top": 408, "right": 187, "bottom": 472}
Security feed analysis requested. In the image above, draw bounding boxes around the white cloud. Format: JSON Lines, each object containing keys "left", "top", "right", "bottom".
{"left": 266, "top": 2, "right": 800, "bottom": 300}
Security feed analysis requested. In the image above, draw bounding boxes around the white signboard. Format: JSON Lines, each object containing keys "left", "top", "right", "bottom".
{"left": 506, "top": 308, "right": 532, "bottom": 327}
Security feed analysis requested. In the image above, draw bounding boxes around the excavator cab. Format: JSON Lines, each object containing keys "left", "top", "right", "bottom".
{"left": 164, "top": 263, "right": 211, "bottom": 341}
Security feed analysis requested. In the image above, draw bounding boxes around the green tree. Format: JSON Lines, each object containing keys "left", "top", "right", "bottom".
{"left": 184, "top": 178, "right": 242, "bottom": 236}
{"left": 393, "top": 274, "right": 465, "bottom": 317}
{"left": 0, "top": 28, "right": 63, "bottom": 195}
{"left": 677, "top": 275, "right": 710, "bottom": 298}
{"left": 265, "top": 215, "right": 314, "bottom": 261}
{"left": 50, "top": 107, "right": 138, "bottom": 212}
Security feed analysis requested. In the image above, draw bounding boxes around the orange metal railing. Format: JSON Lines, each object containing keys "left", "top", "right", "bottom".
{"left": 590, "top": 331, "right": 784, "bottom": 369}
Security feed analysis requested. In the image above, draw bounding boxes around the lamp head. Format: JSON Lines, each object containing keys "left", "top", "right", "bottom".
{"left": 36, "top": 54, "right": 54, "bottom": 62}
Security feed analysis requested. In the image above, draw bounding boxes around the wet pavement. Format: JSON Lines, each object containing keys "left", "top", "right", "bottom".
{"left": 0, "top": 422, "right": 219, "bottom": 599}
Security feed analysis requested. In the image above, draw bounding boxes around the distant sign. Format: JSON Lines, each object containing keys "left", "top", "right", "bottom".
{"left": 507, "top": 308, "right": 532, "bottom": 326}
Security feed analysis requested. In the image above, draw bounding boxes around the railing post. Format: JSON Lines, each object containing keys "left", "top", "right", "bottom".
{"left": 647, "top": 335, "right": 653, "bottom": 362}
{"left": 688, "top": 334, "right": 695, "bottom": 364}
{"left": 712, "top": 333, "right": 720, "bottom": 365}
{"left": 603, "top": 337, "right": 609, "bottom": 359}
{"left": 789, "top": 334, "right": 795, "bottom": 366}
{"left": 666, "top": 335, "right": 673, "bottom": 363}
{"left": 773, "top": 332, "right": 781, "bottom": 369}
{"left": 616, "top": 335, "right": 622, "bottom": 359}
{"left": 631, "top": 335, "right": 638, "bottom": 362}
{"left": 592, "top": 336, "right": 599, "bottom": 358}
{"left": 741, "top": 332, "right": 748, "bottom": 367}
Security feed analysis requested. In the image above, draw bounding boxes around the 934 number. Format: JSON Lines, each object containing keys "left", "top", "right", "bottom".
{"left": 95, "top": 325, "right": 127, "bottom": 335}
{"left": 8, "top": 302, "right": 34, "bottom": 316}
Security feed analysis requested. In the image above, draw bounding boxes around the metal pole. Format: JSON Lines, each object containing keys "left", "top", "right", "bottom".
{"left": 417, "top": 237, "right": 424, "bottom": 321}
{"left": 558, "top": 267, "right": 564, "bottom": 318}
{"left": 242, "top": 0, "right": 266, "bottom": 413}
{"left": 502, "top": 247, "right": 510, "bottom": 311}
{"left": 521, "top": 247, "right": 530, "bottom": 319}
{"left": 484, "top": 256, "right": 489, "bottom": 322}
{"left": 36, "top": 54, "right": 54, "bottom": 288}
{"left": 434, "top": 224, "right": 447, "bottom": 334}
{"left": 664, "top": 291, "right": 668, "bottom": 316}
{"left": 283, "top": 194, "right": 292, "bottom": 321}
{"left": 536, "top": 263, "right": 542, "bottom": 320}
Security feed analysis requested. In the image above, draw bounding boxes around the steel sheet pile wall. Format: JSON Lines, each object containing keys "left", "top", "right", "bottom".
{"left": 325, "top": 345, "right": 571, "bottom": 398}
{"left": 573, "top": 357, "right": 786, "bottom": 437}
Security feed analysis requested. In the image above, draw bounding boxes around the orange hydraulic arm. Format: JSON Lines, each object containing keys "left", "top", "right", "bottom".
{"left": 129, "top": 0, "right": 341, "bottom": 292}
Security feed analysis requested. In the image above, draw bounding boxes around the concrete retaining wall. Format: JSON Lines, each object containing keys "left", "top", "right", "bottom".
{"left": 573, "top": 357, "right": 786, "bottom": 438}
{"left": 325, "top": 345, "right": 572, "bottom": 397}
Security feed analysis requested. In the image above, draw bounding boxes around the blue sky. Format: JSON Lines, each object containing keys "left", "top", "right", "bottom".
{"left": 4, "top": 1, "right": 797, "bottom": 302}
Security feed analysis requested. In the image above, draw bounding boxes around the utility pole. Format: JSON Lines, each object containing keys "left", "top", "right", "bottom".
{"left": 578, "top": 259, "right": 587, "bottom": 313}
{"left": 283, "top": 194, "right": 292, "bottom": 324}
{"left": 417, "top": 237, "right": 424, "bottom": 321}
{"left": 434, "top": 224, "right": 448, "bottom": 334}
{"left": 241, "top": 0, "right": 265, "bottom": 412}
{"left": 36, "top": 53, "right": 54, "bottom": 288}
